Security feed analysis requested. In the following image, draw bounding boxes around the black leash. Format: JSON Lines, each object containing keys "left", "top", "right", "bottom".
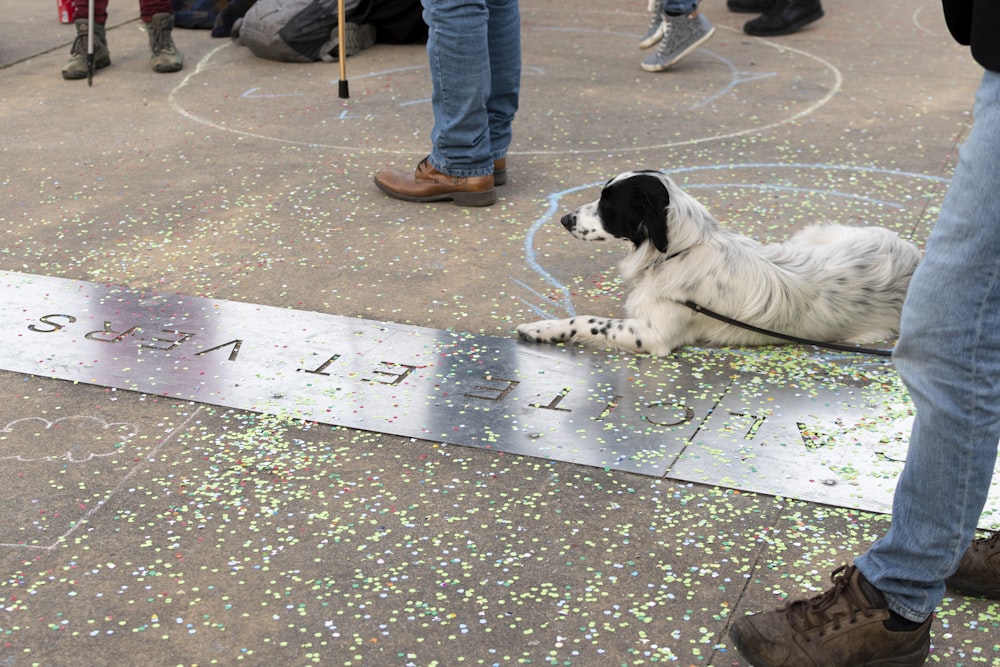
{"left": 680, "top": 300, "right": 894, "bottom": 358}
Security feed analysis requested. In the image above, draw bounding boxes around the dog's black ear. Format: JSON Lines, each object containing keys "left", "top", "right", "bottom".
{"left": 598, "top": 173, "right": 672, "bottom": 251}
{"left": 631, "top": 176, "right": 671, "bottom": 253}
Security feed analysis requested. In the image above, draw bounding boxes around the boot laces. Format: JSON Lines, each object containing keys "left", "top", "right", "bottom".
{"left": 70, "top": 23, "right": 103, "bottom": 56}
{"left": 70, "top": 33, "right": 87, "bottom": 57}
{"left": 783, "top": 565, "right": 879, "bottom": 637}
{"left": 150, "top": 22, "right": 177, "bottom": 55}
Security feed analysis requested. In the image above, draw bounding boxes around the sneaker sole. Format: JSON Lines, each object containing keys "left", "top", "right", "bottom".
{"left": 744, "top": 9, "right": 823, "bottom": 36}
{"left": 640, "top": 27, "right": 715, "bottom": 72}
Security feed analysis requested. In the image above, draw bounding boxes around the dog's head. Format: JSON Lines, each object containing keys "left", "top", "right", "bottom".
{"left": 560, "top": 170, "right": 671, "bottom": 252}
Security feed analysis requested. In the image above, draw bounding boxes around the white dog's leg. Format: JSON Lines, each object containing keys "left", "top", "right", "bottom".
{"left": 517, "top": 316, "right": 673, "bottom": 355}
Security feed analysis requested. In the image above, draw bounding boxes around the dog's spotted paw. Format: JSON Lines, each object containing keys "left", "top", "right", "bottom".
{"left": 516, "top": 320, "right": 572, "bottom": 344}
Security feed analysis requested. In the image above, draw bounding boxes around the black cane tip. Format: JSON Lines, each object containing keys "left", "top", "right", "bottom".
{"left": 338, "top": 79, "right": 349, "bottom": 99}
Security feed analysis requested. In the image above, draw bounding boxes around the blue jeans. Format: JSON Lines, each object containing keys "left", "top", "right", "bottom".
{"left": 422, "top": 0, "right": 520, "bottom": 178}
{"left": 855, "top": 69, "right": 1000, "bottom": 622}
{"left": 663, "top": 0, "right": 697, "bottom": 13}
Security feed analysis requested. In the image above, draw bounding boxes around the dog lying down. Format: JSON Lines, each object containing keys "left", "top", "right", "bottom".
{"left": 517, "top": 170, "right": 922, "bottom": 356}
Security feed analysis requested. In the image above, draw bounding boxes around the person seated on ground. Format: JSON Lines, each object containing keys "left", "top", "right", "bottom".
{"left": 222, "top": 0, "right": 426, "bottom": 63}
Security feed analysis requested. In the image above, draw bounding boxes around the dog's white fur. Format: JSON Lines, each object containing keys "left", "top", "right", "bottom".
{"left": 517, "top": 170, "right": 922, "bottom": 356}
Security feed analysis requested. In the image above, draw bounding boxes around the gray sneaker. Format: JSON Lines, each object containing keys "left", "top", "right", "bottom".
{"left": 641, "top": 11, "right": 714, "bottom": 72}
{"left": 638, "top": 11, "right": 668, "bottom": 49}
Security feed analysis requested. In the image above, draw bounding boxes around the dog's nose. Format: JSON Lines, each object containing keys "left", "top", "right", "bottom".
{"left": 561, "top": 213, "right": 576, "bottom": 231}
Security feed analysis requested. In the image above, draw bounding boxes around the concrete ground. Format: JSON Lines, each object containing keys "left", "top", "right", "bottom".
{"left": 1, "top": 0, "right": 998, "bottom": 665}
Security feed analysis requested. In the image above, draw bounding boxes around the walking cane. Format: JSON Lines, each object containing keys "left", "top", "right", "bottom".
{"left": 86, "top": 0, "right": 95, "bottom": 85}
{"left": 337, "top": 0, "right": 349, "bottom": 98}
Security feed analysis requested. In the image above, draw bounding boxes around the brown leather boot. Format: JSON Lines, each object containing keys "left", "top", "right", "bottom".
{"left": 729, "top": 565, "right": 931, "bottom": 667}
{"left": 493, "top": 157, "right": 507, "bottom": 186}
{"left": 374, "top": 157, "right": 496, "bottom": 207}
{"left": 947, "top": 531, "right": 1000, "bottom": 598}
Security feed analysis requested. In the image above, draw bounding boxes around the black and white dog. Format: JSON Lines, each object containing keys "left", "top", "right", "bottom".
{"left": 517, "top": 170, "right": 922, "bottom": 356}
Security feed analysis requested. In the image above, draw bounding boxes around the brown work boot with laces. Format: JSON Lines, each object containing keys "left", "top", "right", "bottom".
{"left": 729, "top": 565, "right": 931, "bottom": 667}
{"left": 947, "top": 531, "right": 1000, "bottom": 598}
{"left": 374, "top": 157, "right": 496, "bottom": 207}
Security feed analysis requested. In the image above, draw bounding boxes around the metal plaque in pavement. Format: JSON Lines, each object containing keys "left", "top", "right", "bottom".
{"left": 2, "top": 270, "right": 998, "bottom": 525}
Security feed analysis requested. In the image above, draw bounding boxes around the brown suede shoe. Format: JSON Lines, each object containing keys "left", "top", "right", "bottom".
{"left": 947, "top": 531, "right": 1000, "bottom": 598}
{"left": 374, "top": 157, "right": 496, "bottom": 207}
{"left": 729, "top": 565, "right": 931, "bottom": 667}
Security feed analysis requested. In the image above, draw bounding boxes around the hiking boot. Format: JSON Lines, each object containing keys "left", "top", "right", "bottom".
{"left": 727, "top": 0, "right": 779, "bottom": 12}
{"left": 640, "top": 11, "right": 714, "bottom": 72}
{"left": 743, "top": 0, "right": 823, "bottom": 36}
{"left": 374, "top": 157, "right": 496, "bottom": 207}
{"left": 147, "top": 13, "right": 183, "bottom": 73}
{"left": 638, "top": 10, "right": 667, "bottom": 49}
{"left": 729, "top": 565, "right": 932, "bottom": 667}
{"left": 946, "top": 531, "right": 1000, "bottom": 599}
{"left": 61, "top": 19, "right": 111, "bottom": 80}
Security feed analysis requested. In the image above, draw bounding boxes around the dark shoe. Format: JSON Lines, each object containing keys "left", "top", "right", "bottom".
{"left": 493, "top": 158, "right": 508, "bottom": 186}
{"left": 729, "top": 565, "right": 931, "bottom": 667}
{"left": 374, "top": 157, "right": 496, "bottom": 206}
{"left": 727, "top": 0, "right": 778, "bottom": 13}
{"left": 946, "top": 531, "right": 1000, "bottom": 598}
{"left": 211, "top": 0, "right": 255, "bottom": 37}
{"left": 62, "top": 19, "right": 110, "bottom": 80}
{"left": 743, "top": 0, "right": 823, "bottom": 36}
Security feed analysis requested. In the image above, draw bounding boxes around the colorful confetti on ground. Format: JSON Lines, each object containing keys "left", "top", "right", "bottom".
{"left": 2, "top": 0, "right": 998, "bottom": 664}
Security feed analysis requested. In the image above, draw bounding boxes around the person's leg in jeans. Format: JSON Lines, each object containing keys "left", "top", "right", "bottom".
{"left": 854, "top": 68, "right": 1000, "bottom": 621}
{"left": 373, "top": 0, "right": 520, "bottom": 206}
{"left": 484, "top": 0, "right": 520, "bottom": 169}
{"left": 425, "top": 0, "right": 494, "bottom": 178}
{"left": 664, "top": 0, "right": 697, "bottom": 11}
{"left": 729, "top": 69, "right": 1000, "bottom": 667}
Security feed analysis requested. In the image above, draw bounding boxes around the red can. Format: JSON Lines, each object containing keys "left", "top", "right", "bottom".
{"left": 57, "top": 0, "right": 74, "bottom": 23}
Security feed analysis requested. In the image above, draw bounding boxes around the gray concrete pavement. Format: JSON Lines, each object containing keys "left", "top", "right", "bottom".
{"left": 2, "top": 0, "right": 998, "bottom": 665}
